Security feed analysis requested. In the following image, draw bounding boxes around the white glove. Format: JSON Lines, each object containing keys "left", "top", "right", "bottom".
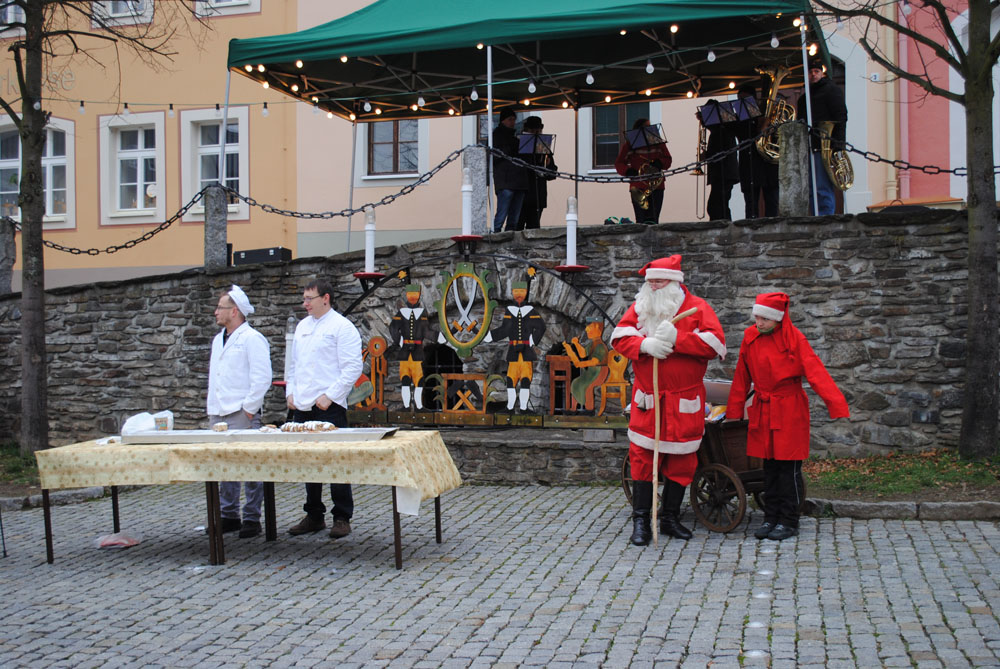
{"left": 640, "top": 336, "right": 673, "bottom": 359}
{"left": 654, "top": 320, "right": 678, "bottom": 344}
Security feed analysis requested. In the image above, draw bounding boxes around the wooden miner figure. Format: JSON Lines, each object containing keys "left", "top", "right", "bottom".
{"left": 388, "top": 282, "right": 432, "bottom": 410}
{"left": 610, "top": 255, "right": 726, "bottom": 546}
{"left": 489, "top": 278, "right": 546, "bottom": 412}
{"left": 726, "top": 292, "right": 849, "bottom": 541}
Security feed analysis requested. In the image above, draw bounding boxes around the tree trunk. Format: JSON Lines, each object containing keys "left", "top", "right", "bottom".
{"left": 19, "top": 3, "right": 48, "bottom": 455}
{"left": 0, "top": 217, "right": 14, "bottom": 294}
{"left": 958, "top": 0, "right": 999, "bottom": 459}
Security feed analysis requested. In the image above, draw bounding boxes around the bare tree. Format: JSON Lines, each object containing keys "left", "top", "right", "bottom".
{"left": 1, "top": 0, "right": 205, "bottom": 454}
{"left": 811, "top": 0, "right": 998, "bottom": 458}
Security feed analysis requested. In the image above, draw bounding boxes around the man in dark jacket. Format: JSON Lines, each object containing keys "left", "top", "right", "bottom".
{"left": 796, "top": 62, "right": 847, "bottom": 216}
{"left": 492, "top": 108, "right": 528, "bottom": 232}
{"left": 734, "top": 85, "right": 779, "bottom": 219}
{"left": 516, "top": 115, "right": 558, "bottom": 230}
{"left": 698, "top": 101, "right": 740, "bottom": 221}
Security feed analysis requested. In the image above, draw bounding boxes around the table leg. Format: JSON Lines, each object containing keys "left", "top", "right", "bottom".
{"left": 205, "top": 482, "right": 225, "bottom": 565}
{"left": 435, "top": 496, "right": 442, "bottom": 544}
{"left": 43, "top": 489, "right": 53, "bottom": 564}
{"left": 392, "top": 486, "right": 402, "bottom": 570}
{"left": 111, "top": 486, "right": 120, "bottom": 534}
{"left": 263, "top": 482, "right": 276, "bottom": 542}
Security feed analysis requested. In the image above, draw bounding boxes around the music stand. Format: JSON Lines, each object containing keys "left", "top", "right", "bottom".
{"left": 518, "top": 133, "right": 555, "bottom": 155}
{"left": 624, "top": 123, "right": 667, "bottom": 149}
{"left": 735, "top": 96, "right": 762, "bottom": 121}
{"left": 698, "top": 101, "right": 738, "bottom": 127}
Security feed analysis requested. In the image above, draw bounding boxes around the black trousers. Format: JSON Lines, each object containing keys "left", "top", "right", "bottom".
{"left": 630, "top": 188, "right": 664, "bottom": 224}
{"left": 707, "top": 181, "right": 735, "bottom": 220}
{"left": 293, "top": 403, "right": 354, "bottom": 521}
{"left": 762, "top": 458, "right": 804, "bottom": 527}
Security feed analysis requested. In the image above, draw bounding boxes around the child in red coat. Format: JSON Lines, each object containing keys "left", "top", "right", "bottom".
{"left": 726, "top": 292, "right": 849, "bottom": 541}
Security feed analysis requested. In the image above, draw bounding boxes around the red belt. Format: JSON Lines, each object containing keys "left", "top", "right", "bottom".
{"left": 403, "top": 340, "right": 421, "bottom": 344}
{"left": 510, "top": 340, "right": 529, "bottom": 345}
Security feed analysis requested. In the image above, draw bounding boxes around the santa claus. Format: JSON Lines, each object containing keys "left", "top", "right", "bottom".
{"left": 610, "top": 255, "right": 726, "bottom": 546}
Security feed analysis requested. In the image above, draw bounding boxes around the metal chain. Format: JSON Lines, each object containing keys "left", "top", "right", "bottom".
{"left": 223, "top": 147, "right": 467, "bottom": 219}
{"left": 10, "top": 188, "right": 208, "bottom": 256}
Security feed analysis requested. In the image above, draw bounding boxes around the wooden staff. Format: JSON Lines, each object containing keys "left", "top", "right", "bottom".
{"left": 651, "top": 306, "right": 698, "bottom": 547}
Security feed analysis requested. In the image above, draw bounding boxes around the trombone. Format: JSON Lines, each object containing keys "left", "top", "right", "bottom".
{"left": 693, "top": 121, "right": 707, "bottom": 220}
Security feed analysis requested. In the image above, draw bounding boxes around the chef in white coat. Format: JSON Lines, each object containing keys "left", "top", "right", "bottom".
{"left": 207, "top": 284, "right": 272, "bottom": 539}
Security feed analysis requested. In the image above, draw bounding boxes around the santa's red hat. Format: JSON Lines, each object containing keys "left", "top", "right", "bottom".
{"left": 752, "top": 292, "right": 788, "bottom": 321}
{"left": 638, "top": 255, "right": 684, "bottom": 282}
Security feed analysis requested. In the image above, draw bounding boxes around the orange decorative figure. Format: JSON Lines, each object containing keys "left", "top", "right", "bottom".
{"left": 389, "top": 283, "right": 433, "bottom": 410}
{"left": 562, "top": 320, "right": 610, "bottom": 412}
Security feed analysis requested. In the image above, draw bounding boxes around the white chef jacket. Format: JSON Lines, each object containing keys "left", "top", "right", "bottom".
{"left": 286, "top": 308, "right": 363, "bottom": 411}
{"left": 206, "top": 322, "right": 273, "bottom": 417}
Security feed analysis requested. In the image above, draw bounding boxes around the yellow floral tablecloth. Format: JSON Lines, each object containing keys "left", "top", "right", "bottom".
{"left": 35, "top": 430, "right": 462, "bottom": 515}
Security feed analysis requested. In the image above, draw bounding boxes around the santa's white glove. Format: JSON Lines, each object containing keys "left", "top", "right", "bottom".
{"left": 654, "top": 320, "right": 678, "bottom": 345}
{"left": 640, "top": 336, "right": 673, "bottom": 359}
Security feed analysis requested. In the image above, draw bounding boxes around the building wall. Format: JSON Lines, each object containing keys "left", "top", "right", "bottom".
{"left": 0, "top": 213, "right": 981, "bottom": 458}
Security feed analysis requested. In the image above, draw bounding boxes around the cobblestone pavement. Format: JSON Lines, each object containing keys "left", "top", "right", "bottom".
{"left": 1, "top": 483, "right": 998, "bottom": 668}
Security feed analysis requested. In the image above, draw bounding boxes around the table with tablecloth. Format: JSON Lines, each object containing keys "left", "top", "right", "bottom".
{"left": 35, "top": 430, "right": 462, "bottom": 568}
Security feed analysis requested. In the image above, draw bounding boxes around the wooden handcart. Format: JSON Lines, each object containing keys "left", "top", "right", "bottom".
{"left": 621, "top": 419, "right": 806, "bottom": 533}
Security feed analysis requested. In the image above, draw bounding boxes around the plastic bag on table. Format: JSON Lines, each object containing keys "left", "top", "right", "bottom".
{"left": 121, "top": 412, "right": 155, "bottom": 435}
{"left": 95, "top": 532, "right": 142, "bottom": 549}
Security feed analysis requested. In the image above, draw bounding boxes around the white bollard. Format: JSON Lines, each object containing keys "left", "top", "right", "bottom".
{"left": 284, "top": 312, "right": 296, "bottom": 382}
{"left": 364, "top": 206, "right": 376, "bottom": 273}
{"left": 461, "top": 167, "right": 473, "bottom": 236}
{"left": 565, "top": 196, "right": 578, "bottom": 267}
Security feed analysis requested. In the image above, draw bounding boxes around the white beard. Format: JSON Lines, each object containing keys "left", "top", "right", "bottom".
{"left": 634, "top": 281, "right": 685, "bottom": 335}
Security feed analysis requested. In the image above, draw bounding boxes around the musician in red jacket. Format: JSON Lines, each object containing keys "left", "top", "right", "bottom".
{"left": 614, "top": 118, "right": 672, "bottom": 225}
{"left": 726, "top": 292, "right": 849, "bottom": 541}
{"left": 611, "top": 255, "right": 726, "bottom": 546}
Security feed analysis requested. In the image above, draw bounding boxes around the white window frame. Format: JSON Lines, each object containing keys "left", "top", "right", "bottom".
{"left": 180, "top": 106, "right": 249, "bottom": 222}
{"left": 194, "top": 0, "right": 259, "bottom": 18}
{"left": 0, "top": 3, "right": 25, "bottom": 37}
{"left": 353, "top": 118, "right": 429, "bottom": 188}
{"left": 99, "top": 110, "right": 165, "bottom": 226}
{"left": 578, "top": 102, "right": 661, "bottom": 174}
{"left": 0, "top": 115, "right": 76, "bottom": 231}
{"left": 92, "top": 1, "right": 154, "bottom": 27}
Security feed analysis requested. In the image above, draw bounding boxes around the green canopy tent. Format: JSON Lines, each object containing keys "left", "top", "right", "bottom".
{"left": 226, "top": 0, "right": 829, "bottom": 121}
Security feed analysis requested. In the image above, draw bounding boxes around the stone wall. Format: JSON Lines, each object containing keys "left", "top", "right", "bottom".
{"left": 0, "top": 209, "right": 982, "bottom": 458}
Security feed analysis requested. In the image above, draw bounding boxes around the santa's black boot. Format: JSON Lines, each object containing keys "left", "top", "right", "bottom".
{"left": 660, "top": 480, "right": 693, "bottom": 540}
{"left": 629, "top": 481, "right": 653, "bottom": 546}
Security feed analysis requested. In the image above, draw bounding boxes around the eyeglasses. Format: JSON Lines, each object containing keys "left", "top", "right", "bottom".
{"left": 302, "top": 294, "right": 323, "bottom": 303}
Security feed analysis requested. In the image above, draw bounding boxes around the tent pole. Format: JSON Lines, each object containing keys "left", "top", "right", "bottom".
{"left": 487, "top": 45, "right": 495, "bottom": 230}
{"left": 347, "top": 121, "right": 358, "bottom": 253}
{"left": 800, "top": 14, "right": 819, "bottom": 216}
{"left": 219, "top": 70, "right": 232, "bottom": 188}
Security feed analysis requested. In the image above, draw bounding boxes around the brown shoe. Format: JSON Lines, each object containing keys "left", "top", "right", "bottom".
{"left": 287, "top": 514, "right": 326, "bottom": 535}
{"left": 328, "top": 518, "right": 352, "bottom": 539}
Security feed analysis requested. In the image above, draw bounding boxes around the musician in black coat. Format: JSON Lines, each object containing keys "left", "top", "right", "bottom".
{"left": 516, "top": 116, "right": 558, "bottom": 230}
{"left": 735, "top": 85, "right": 779, "bottom": 219}
{"left": 698, "top": 101, "right": 740, "bottom": 221}
{"left": 796, "top": 62, "right": 848, "bottom": 215}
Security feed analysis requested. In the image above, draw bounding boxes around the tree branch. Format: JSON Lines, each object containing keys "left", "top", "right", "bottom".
{"left": 857, "top": 35, "right": 964, "bottom": 104}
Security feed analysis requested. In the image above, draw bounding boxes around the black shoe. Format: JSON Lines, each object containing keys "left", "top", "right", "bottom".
{"left": 288, "top": 514, "right": 326, "bottom": 535}
{"left": 754, "top": 521, "right": 776, "bottom": 540}
{"left": 238, "top": 520, "right": 262, "bottom": 539}
{"left": 767, "top": 524, "right": 798, "bottom": 541}
{"left": 660, "top": 513, "right": 693, "bottom": 541}
{"left": 220, "top": 517, "right": 241, "bottom": 533}
{"left": 630, "top": 513, "right": 652, "bottom": 546}
{"left": 328, "top": 518, "right": 352, "bottom": 539}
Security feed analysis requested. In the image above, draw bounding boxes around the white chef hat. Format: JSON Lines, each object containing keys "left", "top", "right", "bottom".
{"left": 228, "top": 284, "right": 254, "bottom": 316}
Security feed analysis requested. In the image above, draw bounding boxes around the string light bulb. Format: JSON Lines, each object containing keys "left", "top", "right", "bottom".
{"left": 528, "top": 80, "right": 536, "bottom": 94}
{"left": 561, "top": 101, "right": 569, "bottom": 108}
{"left": 374, "top": 107, "right": 382, "bottom": 115}
{"left": 670, "top": 24, "right": 679, "bottom": 33}
{"left": 645, "top": 89, "right": 652, "bottom": 96}
{"left": 417, "top": 95, "right": 426, "bottom": 107}
{"left": 257, "top": 64, "right": 265, "bottom": 72}
{"left": 312, "top": 104, "right": 319, "bottom": 115}
{"left": 707, "top": 50, "right": 716, "bottom": 62}
{"left": 585, "top": 72, "right": 595, "bottom": 85}
{"left": 619, "top": 29, "right": 627, "bottom": 36}
{"left": 686, "top": 90, "right": 693, "bottom": 98}
{"left": 168, "top": 103, "right": 175, "bottom": 118}
{"left": 728, "top": 81, "right": 736, "bottom": 89}
{"left": 340, "top": 55, "right": 348, "bottom": 63}
{"left": 410, "top": 104, "right": 418, "bottom": 111}
{"left": 448, "top": 108, "right": 455, "bottom": 115}
{"left": 770, "top": 33, "right": 779, "bottom": 48}
{"left": 476, "top": 43, "right": 484, "bottom": 49}
{"left": 123, "top": 103, "right": 130, "bottom": 115}
{"left": 327, "top": 111, "right": 334, "bottom": 118}
{"left": 262, "top": 81, "right": 269, "bottom": 89}
{"left": 470, "top": 87, "right": 479, "bottom": 101}
{"left": 215, "top": 103, "right": 221, "bottom": 117}
{"left": 808, "top": 43, "right": 818, "bottom": 56}
{"left": 349, "top": 112, "right": 357, "bottom": 121}
{"left": 244, "top": 64, "right": 253, "bottom": 72}
{"left": 901, "top": 0, "right": 912, "bottom": 15}
{"left": 793, "top": 17, "right": 801, "bottom": 27}
{"left": 311, "top": 96, "right": 319, "bottom": 103}
{"left": 33, "top": 100, "right": 41, "bottom": 111}
{"left": 363, "top": 99, "right": 372, "bottom": 112}
{"left": 645, "top": 59, "right": 654, "bottom": 74}
{"left": 261, "top": 102, "right": 269, "bottom": 117}
{"left": 78, "top": 101, "right": 85, "bottom": 115}
{"left": 291, "top": 84, "right": 299, "bottom": 92}
{"left": 522, "top": 99, "right": 530, "bottom": 106}
{"left": 295, "top": 59, "right": 304, "bottom": 68}
{"left": 604, "top": 94, "right": 612, "bottom": 103}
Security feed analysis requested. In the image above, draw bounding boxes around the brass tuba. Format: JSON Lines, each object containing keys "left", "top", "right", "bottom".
{"left": 629, "top": 159, "right": 664, "bottom": 211}
{"left": 754, "top": 66, "right": 796, "bottom": 164}
{"left": 819, "top": 120, "right": 854, "bottom": 191}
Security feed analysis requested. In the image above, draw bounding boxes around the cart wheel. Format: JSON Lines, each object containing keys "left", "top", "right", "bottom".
{"left": 620, "top": 453, "right": 663, "bottom": 508}
{"left": 690, "top": 464, "right": 747, "bottom": 533}
{"left": 752, "top": 476, "right": 809, "bottom": 512}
